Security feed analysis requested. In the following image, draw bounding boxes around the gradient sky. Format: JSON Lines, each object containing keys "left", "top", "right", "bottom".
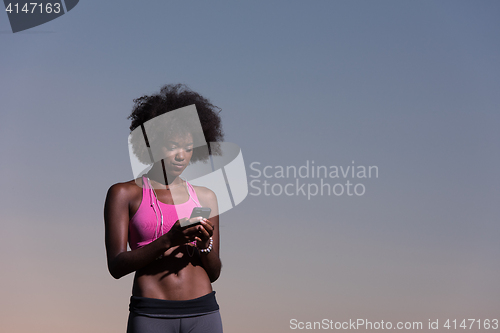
{"left": 1, "top": 1, "right": 499, "bottom": 332}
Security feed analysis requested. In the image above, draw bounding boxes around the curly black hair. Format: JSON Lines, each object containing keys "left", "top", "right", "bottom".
{"left": 128, "top": 84, "right": 223, "bottom": 164}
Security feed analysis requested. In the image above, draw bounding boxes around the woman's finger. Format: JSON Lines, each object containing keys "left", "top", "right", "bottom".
{"left": 196, "top": 224, "right": 211, "bottom": 239}
{"left": 202, "top": 218, "right": 213, "bottom": 229}
{"left": 199, "top": 225, "right": 213, "bottom": 239}
{"left": 199, "top": 220, "right": 213, "bottom": 233}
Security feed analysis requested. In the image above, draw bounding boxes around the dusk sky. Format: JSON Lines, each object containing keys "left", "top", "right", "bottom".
{"left": 1, "top": 1, "right": 499, "bottom": 332}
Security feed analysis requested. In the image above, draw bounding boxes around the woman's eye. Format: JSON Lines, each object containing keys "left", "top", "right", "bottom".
{"left": 186, "top": 148, "right": 193, "bottom": 153}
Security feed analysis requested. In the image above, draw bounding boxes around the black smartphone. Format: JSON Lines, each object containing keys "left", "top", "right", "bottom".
{"left": 180, "top": 207, "right": 212, "bottom": 228}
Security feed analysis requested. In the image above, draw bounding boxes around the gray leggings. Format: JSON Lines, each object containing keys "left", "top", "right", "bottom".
{"left": 127, "top": 311, "right": 223, "bottom": 333}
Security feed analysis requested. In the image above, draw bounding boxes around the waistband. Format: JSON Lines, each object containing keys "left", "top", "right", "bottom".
{"left": 129, "top": 291, "right": 219, "bottom": 318}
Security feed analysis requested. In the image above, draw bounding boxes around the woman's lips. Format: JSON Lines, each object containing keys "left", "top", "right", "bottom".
{"left": 172, "top": 163, "right": 185, "bottom": 170}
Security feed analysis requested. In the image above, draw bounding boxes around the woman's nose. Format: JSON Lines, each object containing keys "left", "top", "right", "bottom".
{"left": 175, "top": 150, "right": 185, "bottom": 160}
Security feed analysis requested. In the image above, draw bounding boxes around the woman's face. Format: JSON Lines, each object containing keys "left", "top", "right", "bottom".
{"left": 161, "top": 132, "right": 194, "bottom": 178}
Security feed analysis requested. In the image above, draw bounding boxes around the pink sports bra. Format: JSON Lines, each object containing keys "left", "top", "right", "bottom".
{"left": 129, "top": 176, "right": 201, "bottom": 250}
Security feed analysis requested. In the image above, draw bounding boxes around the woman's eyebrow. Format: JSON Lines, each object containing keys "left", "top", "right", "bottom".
{"left": 166, "top": 140, "right": 194, "bottom": 146}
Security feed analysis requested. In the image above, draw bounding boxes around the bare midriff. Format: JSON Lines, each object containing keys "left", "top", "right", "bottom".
{"left": 132, "top": 245, "right": 213, "bottom": 300}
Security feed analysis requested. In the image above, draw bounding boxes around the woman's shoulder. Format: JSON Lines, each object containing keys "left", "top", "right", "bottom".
{"left": 190, "top": 184, "right": 219, "bottom": 215}
{"left": 106, "top": 179, "right": 142, "bottom": 201}
{"left": 190, "top": 184, "right": 216, "bottom": 199}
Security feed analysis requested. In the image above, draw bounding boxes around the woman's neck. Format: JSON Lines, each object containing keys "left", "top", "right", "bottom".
{"left": 145, "top": 163, "right": 183, "bottom": 190}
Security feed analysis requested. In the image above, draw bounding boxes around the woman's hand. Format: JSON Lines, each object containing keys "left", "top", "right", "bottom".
{"left": 194, "top": 218, "right": 214, "bottom": 250}
{"left": 162, "top": 217, "right": 206, "bottom": 247}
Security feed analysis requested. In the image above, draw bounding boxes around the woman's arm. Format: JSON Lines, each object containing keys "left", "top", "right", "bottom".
{"left": 104, "top": 183, "right": 200, "bottom": 279}
{"left": 195, "top": 187, "right": 222, "bottom": 282}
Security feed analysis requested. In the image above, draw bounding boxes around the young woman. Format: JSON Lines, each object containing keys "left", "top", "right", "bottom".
{"left": 104, "top": 84, "right": 224, "bottom": 333}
